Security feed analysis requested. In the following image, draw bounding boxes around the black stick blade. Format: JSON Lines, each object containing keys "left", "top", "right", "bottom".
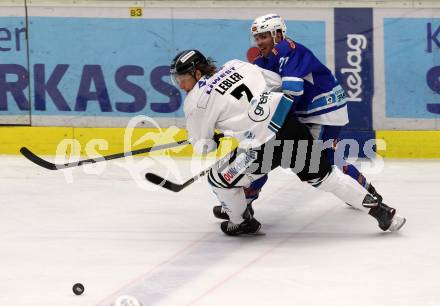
{"left": 20, "top": 147, "right": 59, "bottom": 170}
{"left": 145, "top": 173, "right": 184, "bottom": 192}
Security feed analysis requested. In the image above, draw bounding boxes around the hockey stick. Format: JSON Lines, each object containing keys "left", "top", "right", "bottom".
{"left": 145, "top": 167, "right": 211, "bottom": 192}
{"left": 145, "top": 150, "right": 235, "bottom": 192}
{"left": 20, "top": 139, "right": 190, "bottom": 171}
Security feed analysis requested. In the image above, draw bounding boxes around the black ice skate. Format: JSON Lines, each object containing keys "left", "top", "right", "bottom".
{"left": 346, "top": 184, "right": 383, "bottom": 209}
{"left": 363, "top": 195, "right": 406, "bottom": 231}
{"left": 213, "top": 203, "right": 254, "bottom": 220}
{"left": 367, "top": 183, "right": 383, "bottom": 203}
{"left": 220, "top": 217, "right": 262, "bottom": 236}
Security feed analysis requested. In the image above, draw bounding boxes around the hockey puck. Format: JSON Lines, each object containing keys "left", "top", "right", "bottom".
{"left": 72, "top": 283, "right": 84, "bottom": 295}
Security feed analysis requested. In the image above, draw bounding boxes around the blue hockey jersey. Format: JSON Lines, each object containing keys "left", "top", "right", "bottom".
{"left": 253, "top": 38, "right": 348, "bottom": 126}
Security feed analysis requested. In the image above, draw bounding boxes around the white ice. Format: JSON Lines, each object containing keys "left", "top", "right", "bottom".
{"left": 1, "top": 155, "right": 439, "bottom": 306}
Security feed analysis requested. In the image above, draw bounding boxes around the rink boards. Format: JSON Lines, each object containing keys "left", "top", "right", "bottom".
{"left": 0, "top": 4, "right": 439, "bottom": 158}
{"left": 1, "top": 126, "right": 439, "bottom": 158}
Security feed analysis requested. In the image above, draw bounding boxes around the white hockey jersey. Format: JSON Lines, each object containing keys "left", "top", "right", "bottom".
{"left": 183, "top": 59, "right": 294, "bottom": 155}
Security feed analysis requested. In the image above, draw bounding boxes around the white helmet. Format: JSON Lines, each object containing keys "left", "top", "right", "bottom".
{"left": 251, "top": 13, "right": 287, "bottom": 40}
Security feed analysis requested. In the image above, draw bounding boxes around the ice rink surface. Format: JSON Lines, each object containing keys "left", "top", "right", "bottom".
{"left": 1, "top": 155, "right": 439, "bottom": 306}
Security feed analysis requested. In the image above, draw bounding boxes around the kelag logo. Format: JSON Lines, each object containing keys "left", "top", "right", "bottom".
{"left": 335, "top": 8, "right": 374, "bottom": 131}
{"left": 341, "top": 34, "right": 367, "bottom": 102}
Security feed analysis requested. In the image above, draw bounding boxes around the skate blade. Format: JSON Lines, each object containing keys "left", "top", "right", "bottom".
{"left": 389, "top": 216, "right": 406, "bottom": 232}
{"left": 243, "top": 225, "right": 266, "bottom": 236}
{"left": 241, "top": 231, "right": 266, "bottom": 236}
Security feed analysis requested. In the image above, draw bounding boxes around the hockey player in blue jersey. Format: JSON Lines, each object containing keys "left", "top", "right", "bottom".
{"left": 212, "top": 13, "right": 385, "bottom": 221}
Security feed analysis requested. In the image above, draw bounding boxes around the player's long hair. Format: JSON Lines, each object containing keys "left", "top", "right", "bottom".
{"left": 197, "top": 57, "right": 217, "bottom": 77}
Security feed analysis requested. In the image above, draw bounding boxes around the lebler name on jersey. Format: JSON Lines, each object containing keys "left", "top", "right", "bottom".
{"left": 214, "top": 72, "right": 244, "bottom": 95}
{"left": 205, "top": 66, "right": 244, "bottom": 95}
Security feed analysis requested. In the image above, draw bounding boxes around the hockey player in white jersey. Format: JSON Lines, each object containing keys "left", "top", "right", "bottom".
{"left": 170, "top": 49, "right": 406, "bottom": 236}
